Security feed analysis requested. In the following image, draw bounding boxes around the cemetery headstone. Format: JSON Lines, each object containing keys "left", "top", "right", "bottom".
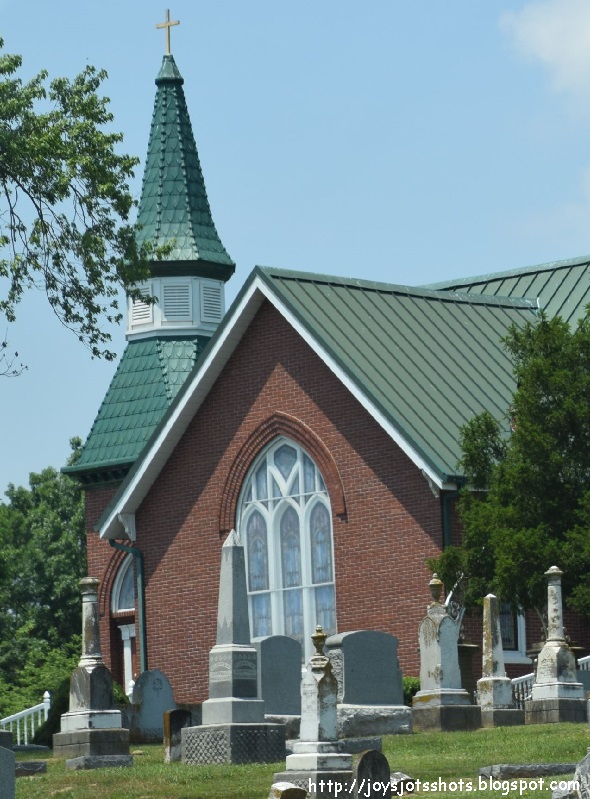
{"left": 255, "top": 635, "right": 302, "bottom": 716}
{"left": 0, "top": 730, "right": 11, "bottom": 750}
{"left": 477, "top": 594, "right": 524, "bottom": 727}
{"left": 0, "top": 746, "right": 15, "bottom": 799}
{"left": 130, "top": 668, "right": 175, "bottom": 742}
{"left": 52, "top": 577, "right": 133, "bottom": 769}
{"left": 412, "top": 574, "right": 481, "bottom": 732}
{"left": 269, "top": 783, "right": 308, "bottom": 799}
{"left": 182, "top": 530, "right": 286, "bottom": 764}
{"left": 164, "top": 708, "right": 193, "bottom": 763}
{"left": 526, "top": 567, "right": 586, "bottom": 724}
{"left": 354, "top": 750, "right": 392, "bottom": 799}
{"left": 273, "top": 626, "right": 353, "bottom": 798}
{"left": 326, "top": 630, "right": 411, "bottom": 737}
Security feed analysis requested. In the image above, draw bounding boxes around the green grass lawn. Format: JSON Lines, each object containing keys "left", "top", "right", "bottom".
{"left": 15, "top": 724, "right": 590, "bottom": 799}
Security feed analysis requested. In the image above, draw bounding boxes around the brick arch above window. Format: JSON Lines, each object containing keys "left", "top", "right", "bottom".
{"left": 98, "top": 547, "right": 127, "bottom": 619}
{"left": 219, "top": 411, "right": 347, "bottom": 534}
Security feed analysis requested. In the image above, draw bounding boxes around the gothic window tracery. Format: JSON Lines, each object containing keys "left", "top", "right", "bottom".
{"left": 239, "top": 438, "right": 337, "bottom": 657}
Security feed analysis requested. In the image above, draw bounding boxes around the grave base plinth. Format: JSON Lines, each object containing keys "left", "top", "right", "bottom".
{"left": 412, "top": 704, "right": 481, "bottom": 732}
{"left": 272, "top": 770, "right": 353, "bottom": 799}
{"left": 53, "top": 728, "right": 130, "bottom": 760}
{"left": 181, "top": 722, "right": 286, "bottom": 765}
{"left": 65, "top": 754, "right": 133, "bottom": 770}
{"left": 480, "top": 708, "right": 525, "bottom": 728}
{"left": 525, "top": 698, "right": 587, "bottom": 725}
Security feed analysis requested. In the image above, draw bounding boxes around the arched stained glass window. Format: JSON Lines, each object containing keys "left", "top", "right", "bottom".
{"left": 239, "top": 438, "right": 337, "bottom": 658}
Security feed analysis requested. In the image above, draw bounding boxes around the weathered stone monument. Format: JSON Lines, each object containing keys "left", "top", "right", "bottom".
{"left": 526, "top": 566, "right": 586, "bottom": 724}
{"left": 412, "top": 574, "right": 481, "bottom": 731}
{"left": 53, "top": 577, "right": 132, "bottom": 769}
{"left": 0, "top": 746, "right": 15, "bottom": 799}
{"left": 273, "top": 626, "right": 353, "bottom": 798}
{"left": 182, "top": 530, "right": 286, "bottom": 764}
{"left": 164, "top": 708, "right": 193, "bottom": 763}
{"left": 477, "top": 594, "right": 524, "bottom": 727}
{"left": 354, "top": 750, "right": 392, "bottom": 799}
{"left": 128, "top": 668, "right": 176, "bottom": 742}
{"left": 326, "top": 630, "right": 411, "bottom": 738}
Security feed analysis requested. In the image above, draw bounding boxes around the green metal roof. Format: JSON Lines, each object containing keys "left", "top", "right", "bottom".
{"left": 426, "top": 255, "right": 590, "bottom": 326}
{"left": 65, "top": 336, "right": 207, "bottom": 483}
{"left": 253, "top": 268, "right": 539, "bottom": 481}
{"left": 136, "top": 55, "right": 235, "bottom": 281}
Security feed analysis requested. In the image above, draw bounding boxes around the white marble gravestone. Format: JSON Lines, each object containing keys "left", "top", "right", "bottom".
{"left": 273, "top": 626, "right": 353, "bottom": 798}
{"left": 412, "top": 574, "right": 481, "bottom": 731}
{"left": 526, "top": 567, "right": 586, "bottom": 724}
{"left": 477, "top": 594, "right": 524, "bottom": 727}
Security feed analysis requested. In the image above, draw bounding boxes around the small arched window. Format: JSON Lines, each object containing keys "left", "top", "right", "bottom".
{"left": 111, "top": 554, "right": 135, "bottom": 614}
{"left": 239, "top": 438, "right": 337, "bottom": 657}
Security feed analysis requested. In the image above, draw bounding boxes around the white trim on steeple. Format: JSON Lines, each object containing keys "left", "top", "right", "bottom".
{"left": 126, "top": 276, "right": 225, "bottom": 339}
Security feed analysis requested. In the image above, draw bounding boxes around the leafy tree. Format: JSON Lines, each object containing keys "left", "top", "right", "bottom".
{"left": 430, "top": 311, "right": 590, "bottom": 630}
{"left": 0, "top": 39, "right": 152, "bottom": 360}
{"left": 0, "top": 440, "right": 86, "bottom": 715}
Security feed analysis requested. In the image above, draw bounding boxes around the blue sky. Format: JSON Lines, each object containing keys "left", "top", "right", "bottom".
{"left": 2, "top": 0, "right": 590, "bottom": 494}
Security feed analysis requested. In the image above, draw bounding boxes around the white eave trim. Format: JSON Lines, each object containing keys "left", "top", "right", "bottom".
{"left": 99, "top": 275, "right": 449, "bottom": 539}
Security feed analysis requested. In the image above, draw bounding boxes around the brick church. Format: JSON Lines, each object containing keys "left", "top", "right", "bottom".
{"left": 66, "top": 50, "right": 590, "bottom": 703}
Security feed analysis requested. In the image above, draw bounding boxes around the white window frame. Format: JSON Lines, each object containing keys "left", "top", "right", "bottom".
{"left": 111, "top": 554, "right": 136, "bottom": 614}
{"left": 238, "top": 437, "right": 337, "bottom": 659}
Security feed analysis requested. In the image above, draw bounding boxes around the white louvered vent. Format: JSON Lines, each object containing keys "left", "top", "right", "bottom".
{"left": 131, "top": 286, "right": 153, "bottom": 326}
{"left": 201, "top": 283, "right": 223, "bottom": 322}
{"left": 163, "top": 283, "right": 191, "bottom": 321}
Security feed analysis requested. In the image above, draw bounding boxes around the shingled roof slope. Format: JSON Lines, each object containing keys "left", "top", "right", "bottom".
{"left": 65, "top": 336, "right": 207, "bottom": 483}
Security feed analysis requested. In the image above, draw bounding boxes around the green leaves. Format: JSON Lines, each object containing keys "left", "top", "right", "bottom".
{"left": 0, "top": 443, "right": 85, "bottom": 715}
{"left": 0, "top": 39, "right": 151, "bottom": 359}
{"left": 432, "top": 310, "right": 590, "bottom": 620}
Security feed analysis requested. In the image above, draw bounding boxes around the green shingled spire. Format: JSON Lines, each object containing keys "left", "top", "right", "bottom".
{"left": 136, "top": 55, "right": 235, "bottom": 281}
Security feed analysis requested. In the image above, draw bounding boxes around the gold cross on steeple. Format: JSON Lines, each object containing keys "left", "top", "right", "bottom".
{"left": 156, "top": 9, "right": 180, "bottom": 55}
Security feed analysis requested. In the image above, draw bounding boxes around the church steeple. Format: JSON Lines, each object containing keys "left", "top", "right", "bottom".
{"left": 128, "top": 43, "right": 235, "bottom": 339}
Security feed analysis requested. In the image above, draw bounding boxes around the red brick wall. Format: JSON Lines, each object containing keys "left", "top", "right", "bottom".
{"left": 83, "top": 300, "right": 590, "bottom": 704}
{"left": 124, "top": 300, "right": 443, "bottom": 702}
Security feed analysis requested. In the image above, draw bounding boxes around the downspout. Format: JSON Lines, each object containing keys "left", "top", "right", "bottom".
{"left": 109, "top": 538, "right": 148, "bottom": 674}
{"left": 441, "top": 479, "right": 466, "bottom": 549}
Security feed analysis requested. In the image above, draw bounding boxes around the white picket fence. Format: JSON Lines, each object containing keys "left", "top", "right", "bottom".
{"left": 0, "top": 691, "right": 51, "bottom": 745}
{"left": 511, "top": 654, "right": 590, "bottom": 709}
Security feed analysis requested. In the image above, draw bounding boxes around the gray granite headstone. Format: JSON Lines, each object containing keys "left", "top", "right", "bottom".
{"left": 354, "top": 750, "right": 392, "bottom": 799}
{"left": 326, "top": 630, "right": 403, "bottom": 705}
{"left": 0, "top": 746, "right": 15, "bottom": 799}
{"left": 131, "top": 668, "right": 175, "bottom": 742}
{"left": 182, "top": 530, "right": 285, "bottom": 765}
{"left": 256, "top": 635, "right": 302, "bottom": 716}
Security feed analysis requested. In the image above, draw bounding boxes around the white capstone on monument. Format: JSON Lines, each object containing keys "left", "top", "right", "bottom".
{"left": 477, "top": 594, "right": 524, "bottom": 727}
{"left": 526, "top": 567, "right": 586, "bottom": 724}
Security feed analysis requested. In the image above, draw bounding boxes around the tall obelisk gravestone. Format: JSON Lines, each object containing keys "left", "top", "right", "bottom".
{"left": 526, "top": 566, "right": 586, "bottom": 724}
{"left": 412, "top": 574, "right": 481, "bottom": 731}
{"left": 182, "top": 530, "right": 286, "bottom": 764}
{"left": 477, "top": 594, "right": 524, "bottom": 727}
{"left": 53, "top": 577, "right": 132, "bottom": 769}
